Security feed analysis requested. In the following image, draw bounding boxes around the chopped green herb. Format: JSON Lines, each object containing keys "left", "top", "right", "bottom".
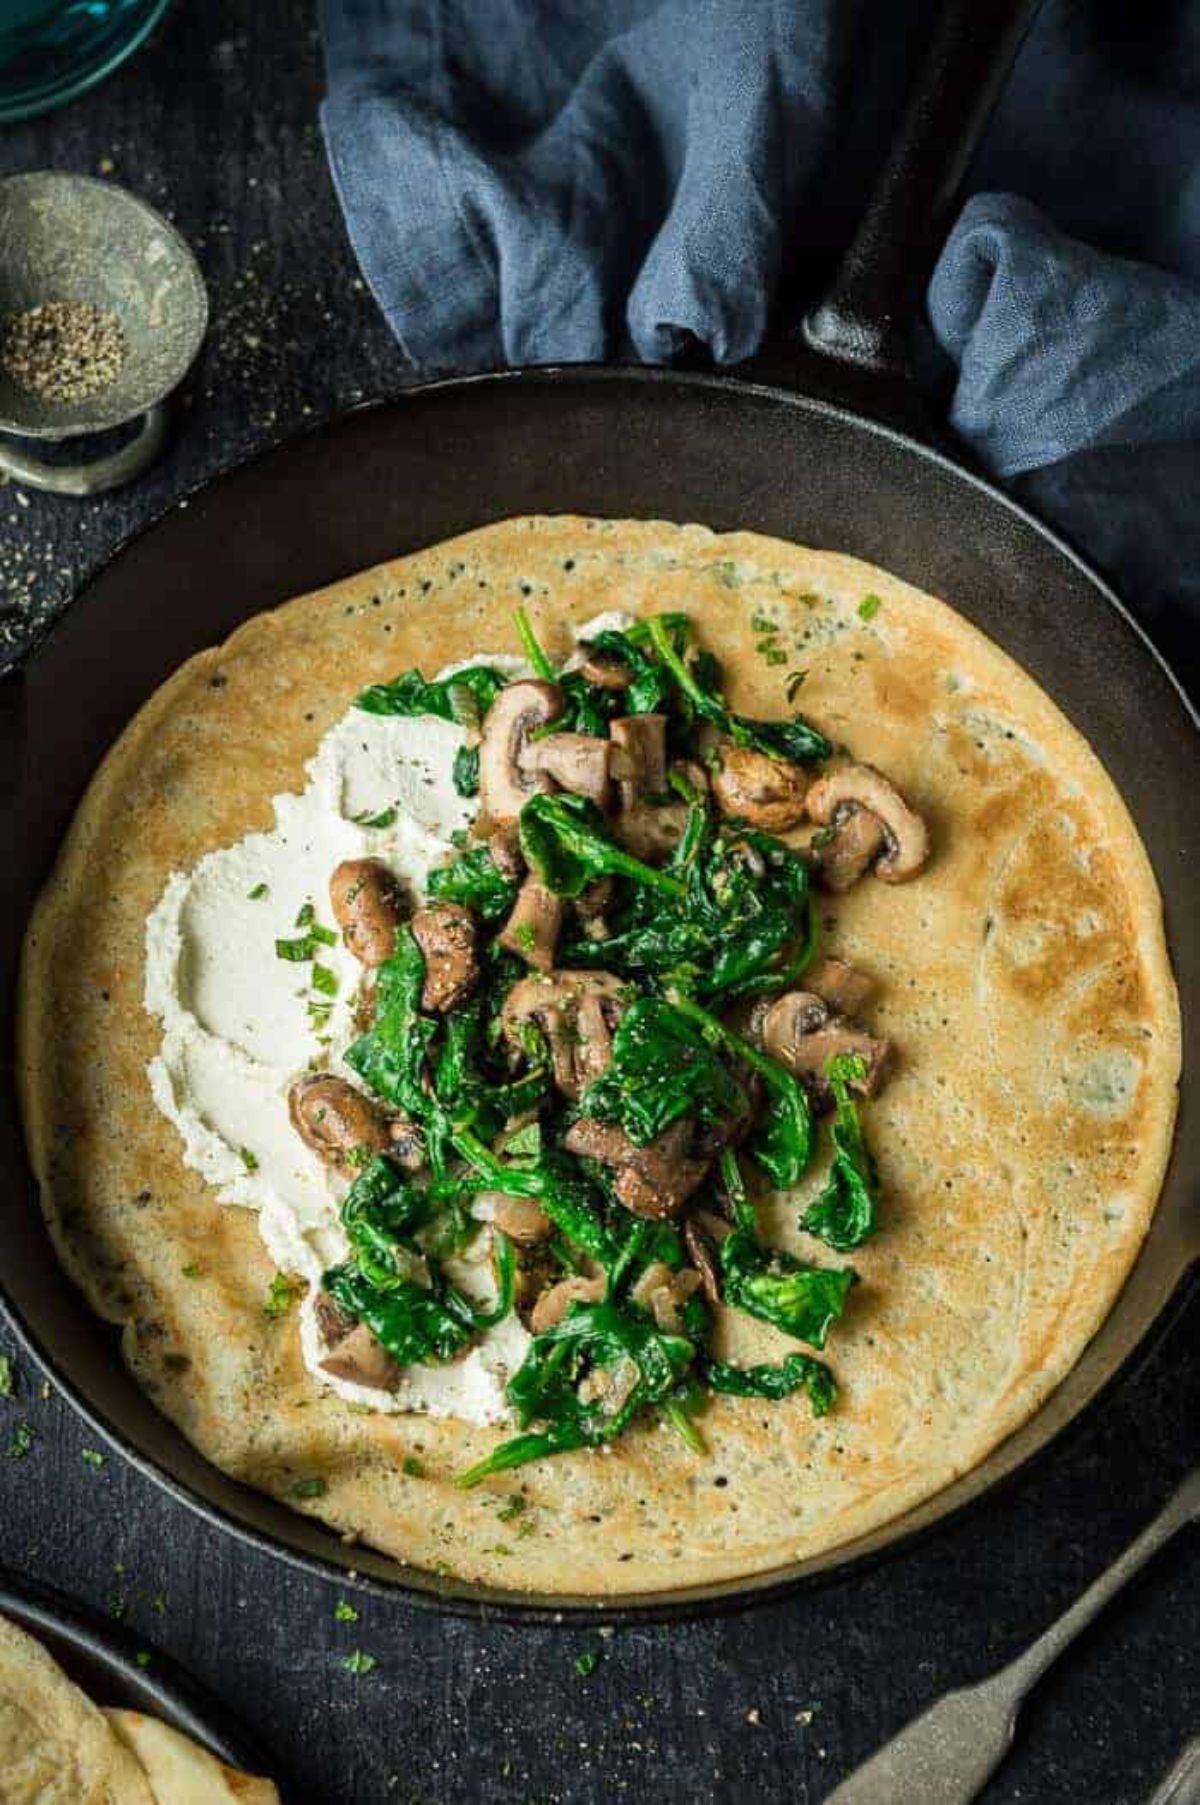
{"left": 452, "top": 742, "right": 480, "bottom": 798}
{"left": 342, "top": 1650, "right": 378, "bottom": 1676}
{"left": 7, "top": 1421, "right": 34, "bottom": 1459}
{"left": 264, "top": 1273, "right": 299, "bottom": 1319}
{"left": 135, "top": 1652, "right": 152, "bottom": 1669}
{"left": 151, "top": 1593, "right": 166, "bottom": 1614}
{"left": 402, "top": 1456, "right": 425, "bottom": 1478}
{"left": 310, "top": 922, "right": 337, "bottom": 947}
{"left": 81, "top": 1448, "right": 106, "bottom": 1468}
{"left": 290, "top": 1475, "right": 327, "bottom": 1499}
{"left": 239, "top": 1146, "right": 259, "bottom": 1174}
{"left": 247, "top": 882, "right": 269, "bottom": 900}
{"left": 275, "top": 936, "right": 313, "bottom": 963}
{"left": 312, "top": 963, "right": 339, "bottom": 998}
{"left": 295, "top": 901, "right": 315, "bottom": 929}
{"left": 353, "top": 804, "right": 398, "bottom": 829}
{"left": 334, "top": 1599, "right": 360, "bottom": 1623}
{"left": 858, "top": 593, "right": 882, "bottom": 621}
{"left": 496, "top": 1494, "right": 527, "bottom": 1522}
{"left": 181, "top": 1262, "right": 202, "bottom": 1278}
{"left": 575, "top": 1649, "right": 602, "bottom": 1676}
{"left": 0, "top": 1354, "right": 12, "bottom": 1398}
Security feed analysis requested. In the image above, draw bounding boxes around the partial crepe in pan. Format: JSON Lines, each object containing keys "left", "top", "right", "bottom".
{"left": 18, "top": 517, "right": 1180, "bottom": 1597}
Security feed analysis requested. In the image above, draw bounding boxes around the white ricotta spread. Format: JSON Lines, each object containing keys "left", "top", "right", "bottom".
{"left": 143, "top": 618, "right": 631, "bottom": 1425}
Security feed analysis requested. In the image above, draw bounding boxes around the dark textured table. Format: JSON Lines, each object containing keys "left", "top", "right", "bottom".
{"left": 1, "top": 6, "right": 1197, "bottom": 1802}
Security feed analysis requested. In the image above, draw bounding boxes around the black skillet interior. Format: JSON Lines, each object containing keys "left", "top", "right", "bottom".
{"left": 1, "top": 0, "right": 1197, "bottom": 1617}
{"left": 0, "top": 1566, "right": 279, "bottom": 1779}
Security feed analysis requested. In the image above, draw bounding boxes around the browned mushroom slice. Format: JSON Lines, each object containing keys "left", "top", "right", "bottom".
{"left": 497, "top": 876, "right": 565, "bottom": 972}
{"left": 577, "top": 644, "right": 634, "bottom": 689}
{"left": 478, "top": 680, "right": 564, "bottom": 823}
{"left": 320, "top": 1323, "right": 402, "bottom": 1392}
{"left": 608, "top": 713, "right": 691, "bottom": 860}
{"left": 410, "top": 903, "right": 479, "bottom": 1011}
{"left": 387, "top": 1114, "right": 427, "bottom": 1172}
{"left": 482, "top": 1192, "right": 555, "bottom": 1244}
{"left": 761, "top": 993, "right": 891, "bottom": 1103}
{"left": 564, "top": 1117, "right": 710, "bottom": 1219}
{"left": 813, "top": 807, "right": 887, "bottom": 892}
{"left": 683, "top": 1219, "right": 722, "bottom": 1306}
{"left": 630, "top": 1260, "right": 703, "bottom": 1332}
{"left": 288, "top": 1075, "right": 391, "bottom": 1171}
{"left": 502, "top": 971, "right": 626, "bottom": 1097}
{"left": 488, "top": 821, "right": 526, "bottom": 880}
{"left": 329, "top": 858, "right": 405, "bottom": 966}
{"left": 522, "top": 731, "right": 612, "bottom": 810}
{"left": 806, "top": 763, "right": 929, "bottom": 884}
{"left": 806, "top": 956, "right": 875, "bottom": 1017}
{"left": 609, "top": 713, "right": 668, "bottom": 796}
{"left": 708, "top": 736, "right": 809, "bottom": 832}
{"left": 529, "top": 1274, "right": 606, "bottom": 1334}
{"left": 313, "top": 1288, "right": 355, "bottom": 1346}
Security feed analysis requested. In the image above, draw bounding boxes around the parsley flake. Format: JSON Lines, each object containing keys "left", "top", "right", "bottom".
{"left": 81, "top": 1448, "right": 106, "bottom": 1468}
{"left": 574, "top": 1649, "right": 601, "bottom": 1677}
{"left": 334, "top": 1599, "right": 359, "bottom": 1622}
{"left": 7, "top": 1421, "right": 33, "bottom": 1459}
{"left": 240, "top": 1146, "right": 259, "bottom": 1174}
{"left": 0, "top": 1354, "right": 12, "bottom": 1398}
{"left": 247, "top": 882, "right": 269, "bottom": 900}
{"left": 291, "top": 1476, "right": 327, "bottom": 1499}
{"left": 264, "top": 1274, "right": 299, "bottom": 1319}
{"left": 342, "top": 1650, "right": 377, "bottom": 1675}
{"left": 858, "top": 593, "right": 882, "bottom": 621}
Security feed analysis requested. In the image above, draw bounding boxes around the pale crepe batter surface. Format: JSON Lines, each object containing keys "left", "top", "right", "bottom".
{"left": 18, "top": 516, "right": 1180, "bottom": 1597}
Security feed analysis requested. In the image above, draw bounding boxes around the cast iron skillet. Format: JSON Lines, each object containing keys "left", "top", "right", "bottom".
{"left": 0, "top": 0, "right": 1196, "bottom": 1618}
{"left": 0, "top": 1568, "right": 280, "bottom": 1783}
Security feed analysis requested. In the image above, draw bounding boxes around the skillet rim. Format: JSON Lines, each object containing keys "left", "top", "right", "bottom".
{"left": 2, "top": 360, "right": 1197, "bottom": 1623}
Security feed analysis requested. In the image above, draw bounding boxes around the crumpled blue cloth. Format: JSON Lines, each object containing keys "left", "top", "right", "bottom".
{"left": 320, "top": 0, "right": 1200, "bottom": 653}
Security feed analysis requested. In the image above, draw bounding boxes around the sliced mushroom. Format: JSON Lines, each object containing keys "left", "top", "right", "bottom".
{"left": 806, "top": 956, "right": 875, "bottom": 1018}
{"left": 502, "top": 970, "right": 626, "bottom": 1097}
{"left": 708, "top": 736, "right": 809, "bottom": 832}
{"left": 683, "top": 1219, "right": 721, "bottom": 1306}
{"left": 630, "top": 1260, "right": 703, "bottom": 1333}
{"left": 578, "top": 644, "right": 633, "bottom": 689}
{"left": 320, "top": 1323, "right": 402, "bottom": 1391}
{"left": 410, "top": 903, "right": 479, "bottom": 1012}
{"left": 609, "top": 714, "right": 691, "bottom": 861}
{"left": 761, "top": 994, "right": 892, "bottom": 1103}
{"left": 289, "top": 1075, "right": 391, "bottom": 1172}
{"left": 573, "top": 876, "right": 614, "bottom": 943}
{"left": 563, "top": 1117, "right": 710, "bottom": 1219}
{"left": 522, "top": 731, "right": 612, "bottom": 810}
{"left": 488, "top": 822, "right": 526, "bottom": 881}
{"left": 609, "top": 713, "right": 668, "bottom": 796}
{"left": 497, "top": 876, "right": 566, "bottom": 972}
{"left": 479, "top": 1192, "right": 555, "bottom": 1245}
{"left": 759, "top": 991, "right": 830, "bottom": 1044}
{"left": 806, "top": 763, "right": 929, "bottom": 884}
{"left": 478, "top": 680, "right": 564, "bottom": 823}
{"left": 813, "top": 807, "right": 887, "bottom": 892}
{"left": 387, "top": 1114, "right": 426, "bottom": 1172}
{"left": 330, "top": 858, "right": 405, "bottom": 967}
{"left": 313, "top": 1289, "right": 355, "bottom": 1346}
{"left": 529, "top": 1274, "right": 605, "bottom": 1334}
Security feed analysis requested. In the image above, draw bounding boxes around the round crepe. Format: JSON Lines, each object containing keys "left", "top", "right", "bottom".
{"left": 17, "top": 517, "right": 1180, "bottom": 1598}
{"left": 0, "top": 1614, "right": 153, "bottom": 1804}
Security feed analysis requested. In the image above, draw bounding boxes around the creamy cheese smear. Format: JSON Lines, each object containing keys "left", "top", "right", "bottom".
{"left": 144, "top": 619, "right": 631, "bottom": 1424}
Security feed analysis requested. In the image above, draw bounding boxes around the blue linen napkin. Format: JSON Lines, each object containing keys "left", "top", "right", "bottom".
{"left": 321, "top": 0, "right": 1200, "bottom": 654}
